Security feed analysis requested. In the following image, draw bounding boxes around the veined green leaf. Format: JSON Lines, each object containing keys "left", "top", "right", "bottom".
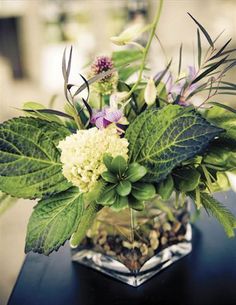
{"left": 70, "top": 201, "right": 101, "bottom": 248}
{"left": 25, "top": 187, "right": 83, "bottom": 255}
{"left": 0, "top": 117, "right": 71, "bottom": 198}
{"left": 204, "top": 105, "right": 236, "bottom": 143}
{"left": 126, "top": 105, "right": 222, "bottom": 183}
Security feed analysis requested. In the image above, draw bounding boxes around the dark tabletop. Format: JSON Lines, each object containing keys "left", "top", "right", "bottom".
{"left": 7, "top": 192, "right": 236, "bottom": 305}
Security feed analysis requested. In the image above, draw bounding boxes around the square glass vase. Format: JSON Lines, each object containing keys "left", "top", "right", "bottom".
{"left": 71, "top": 198, "right": 192, "bottom": 287}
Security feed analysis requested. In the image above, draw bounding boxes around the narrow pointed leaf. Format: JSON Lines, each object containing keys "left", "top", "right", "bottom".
{"left": 66, "top": 46, "right": 73, "bottom": 80}
{"left": 178, "top": 43, "right": 183, "bottom": 76}
{"left": 192, "top": 56, "right": 228, "bottom": 84}
{"left": 188, "top": 13, "right": 213, "bottom": 48}
{"left": 209, "top": 39, "right": 232, "bottom": 60}
{"left": 23, "top": 108, "right": 74, "bottom": 120}
{"left": 209, "top": 102, "right": 236, "bottom": 114}
{"left": 0, "top": 117, "right": 71, "bottom": 198}
{"left": 62, "top": 48, "right": 67, "bottom": 80}
{"left": 197, "top": 29, "right": 202, "bottom": 68}
{"left": 154, "top": 59, "right": 172, "bottom": 86}
{"left": 74, "top": 68, "right": 116, "bottom": 96}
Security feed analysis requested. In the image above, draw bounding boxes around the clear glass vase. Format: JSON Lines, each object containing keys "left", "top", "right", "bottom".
{"left": 71, "top": 197, "right": 192, "bottom": 287}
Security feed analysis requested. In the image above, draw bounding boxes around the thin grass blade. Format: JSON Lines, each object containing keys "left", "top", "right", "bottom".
{"left": 192, "top": 56, "right": 228, "bottom": 84}
{"left": 178, "top": 43, "right": 183, "bottom": 76}
{"left": 197, "top": 29, "right": 202, "bottom": 68}
{"left": 188, "top": 13, "right": 214, "bottom": 48}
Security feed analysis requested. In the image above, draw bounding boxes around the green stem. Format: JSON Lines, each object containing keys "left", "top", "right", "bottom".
{"left": 130, "top": 208, "right": 135, "bottom": 244}
{"left": 126, "top": 0, "right": 164, "bottom": 99}
{"left": 70, "top": 201, "right": 102, "bottom": 248}
{"left": 99, "top": 94, "right": 103, "bottom": 110}
{"left": 73, "top": 114, "right": 83, "bottom": 130}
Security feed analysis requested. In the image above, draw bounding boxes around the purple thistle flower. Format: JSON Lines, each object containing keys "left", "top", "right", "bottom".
{"left": 91, "top": 56, "right": 114, "bottom": 81}
{"left": 91, "top": 106, "right": 123, "bottom": 129}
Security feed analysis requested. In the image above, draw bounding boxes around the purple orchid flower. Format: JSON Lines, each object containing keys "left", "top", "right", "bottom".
{"left": 91, "top": 106, "right": 123, "bottom": 129}
{"left": 154, "top": 66, "right": 199, "bottom": 106}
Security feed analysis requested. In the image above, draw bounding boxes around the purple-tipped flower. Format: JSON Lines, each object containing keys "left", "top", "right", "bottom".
{"left": 91, "top": 106, "right": 124, "bottom": 129}
{"left": 91, "top": 56, "right": 114, "bottom": 80}
{"left": 89, "top": 56, "right": 118, "bottom": 95}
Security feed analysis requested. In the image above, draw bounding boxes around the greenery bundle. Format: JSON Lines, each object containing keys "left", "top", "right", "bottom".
{"left": 1, "top": 0, "right": 236, "bottom": 255}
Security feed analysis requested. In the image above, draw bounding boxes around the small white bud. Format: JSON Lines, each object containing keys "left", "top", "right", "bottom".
{"left": 110, "top": 92, "right": 129, "bottom": 108}
{"left": 110, "top": 23, "right": 147, "bottom": 46}
{"left": 144, "top": 78, "right": 156, "bottom": 106}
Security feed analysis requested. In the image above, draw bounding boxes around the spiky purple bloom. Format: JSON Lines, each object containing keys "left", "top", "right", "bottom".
{"left": 91, "top": 106, "right": 123, "bottom": 129}
{"left": 91, "top": 56, "right": 114, "bottom": 80}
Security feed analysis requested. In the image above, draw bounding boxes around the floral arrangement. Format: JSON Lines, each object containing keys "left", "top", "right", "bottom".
{"left": 1, "top": 1, "right": 236, "bottom": 256}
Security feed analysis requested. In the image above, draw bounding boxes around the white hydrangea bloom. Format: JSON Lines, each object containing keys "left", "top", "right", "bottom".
{"left": 58, "top": 126, "right": 129, "bottom": 193}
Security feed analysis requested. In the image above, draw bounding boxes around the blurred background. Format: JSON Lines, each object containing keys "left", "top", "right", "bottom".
{"left": 0, "top": 0, "right": 236, "bottom": 304}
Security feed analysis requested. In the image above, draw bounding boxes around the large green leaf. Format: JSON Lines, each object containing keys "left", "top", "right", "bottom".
{"left": 126, "top": 105, "right": 222, "bottom": 182}
{"left": 25, "top": 187, "right": 83, "bottom": 255}
{"left": 0, "top": 117, "right": 71, "bottom": 198}
{"left": 173, "top": 167, "right": 201, "bottom": 192}
{"left": 204, "top": 105, "right": 236, "bottom": 144}
{"left": 203, "top": 143, "right": 236, "bottom": 171}
{"left": 70, "top": 201, "right": 101, "bottom": 248}
{"left": 112, "top": 49, "right": 143, "bottom": 67}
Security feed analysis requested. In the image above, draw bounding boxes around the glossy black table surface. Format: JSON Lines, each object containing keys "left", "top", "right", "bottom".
{"left": 8, "top": 192, "right": 236, "bottom": 305}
